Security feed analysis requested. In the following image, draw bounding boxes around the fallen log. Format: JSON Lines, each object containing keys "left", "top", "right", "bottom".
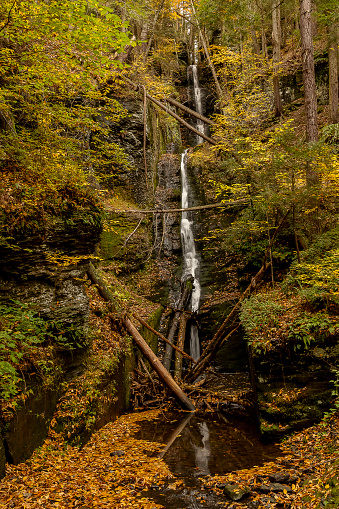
{"left": 133, "top": 313, "right": 195, "bottom": 363}
{"left": 124, "top": 317, "right": 195, "bottom": 411}
{"left": 108, "top": 198, "right": 249, "bottom": 215}
{"left": 86, "top": 263, "right": 195, "bottom": 412}
{"left": 164, "top": 95, "right": 214, "bottom": 126}
{"left": 87, "top": 262, "right": 119, "bottom": 313}
{"left": 186, "top": 208, "right": 291, "bottom": 382}
{"left": 163, "top": 276, "right": 194, "bottom": 371}
{"left": 122, "top": 76, "right": 217, "bottom": 145}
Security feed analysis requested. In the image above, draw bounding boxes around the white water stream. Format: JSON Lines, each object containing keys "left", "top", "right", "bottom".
{"left": 179, "top": 63, "right": 205, "bottom": 362}
{"left": 180, "top": 151, "right": 201, "bottom": 361}
{"left": 188, "top": 64, "right": 205, "bottom": 144}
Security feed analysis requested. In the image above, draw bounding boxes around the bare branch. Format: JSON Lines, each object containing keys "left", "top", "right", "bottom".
{"left": 0, "top": 1, "right": 16, "bottom": 33}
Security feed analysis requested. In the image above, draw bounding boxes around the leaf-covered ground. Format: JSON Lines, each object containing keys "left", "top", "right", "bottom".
{"left": 0, "top": 410, "right": 171, "bottom": 509}
{"left": 0, "top": 408, "right": 338, "bottom": 509}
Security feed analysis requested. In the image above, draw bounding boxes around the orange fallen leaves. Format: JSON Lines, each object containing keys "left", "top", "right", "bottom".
{"left": 0, "top": 410, "right": 171, "bottom": 509}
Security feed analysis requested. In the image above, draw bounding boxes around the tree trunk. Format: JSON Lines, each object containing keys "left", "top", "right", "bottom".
{"left": 110, "top": 198, "right": 249, "bottom": 214}
{"left": 132, "top": 313, "right": 195, "bottom": 363}
{"left": 299, "top": 0, "right": 319, "bottom": 186}
{"left": 86, "top": 263, "right": 195, "bottom": 412}
{"left": 165, "top": 95, "right": 214, "bottom": 125}
{"left": 272, "top": 0, "right": 282, "bottom": 116}
{"left": 174, "top": 312, "right": 189, "bottom": 380}
{"left": 124, "top": 318, "right": 195, "bottom": 412}
{"left": 251, "top": 28, "right": 261, "bottom": 56}
{"left": 122, "top": 77, "right": 218, "bottom": 145}
{"left": 163, "top": 277, "right": 194, "bottom": 370}
{"left": 143, "top": 0, "right": 165, "bottom": 61}
{"left": 258, "top": 0, "right": 268, "bottom": 57}
{"left": 328, "top": 25, "right": 339, "bottom": 125}
{"left": 299, "top": 0, "right": 319, "bottom": 143}
{"left": 87, "top": 263, "right": 119, "bottom": 313}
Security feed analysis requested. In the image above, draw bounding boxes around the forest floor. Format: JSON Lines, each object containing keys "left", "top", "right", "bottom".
{"left": 0, "top": 408, "right": 338, "bottom": 509}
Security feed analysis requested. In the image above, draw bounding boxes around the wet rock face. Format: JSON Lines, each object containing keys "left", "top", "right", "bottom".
{"left": 0, "top": 223, "right": 101, "bottom": 336}
{"left": 155, "top": 153, "right": 181, "bottom": 257}
{"left": 0, "top": 223, "right": 101, "bottom": 475}
{"left": 99, "top": 96, "right": 151, "bottom": 204}
{"left": 0, "top": 440, "right": 5, "bottom": 479}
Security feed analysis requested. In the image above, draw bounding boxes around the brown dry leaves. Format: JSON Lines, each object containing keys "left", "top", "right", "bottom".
{"left": 0, "top": 410, "right": 171, "bottom": 509}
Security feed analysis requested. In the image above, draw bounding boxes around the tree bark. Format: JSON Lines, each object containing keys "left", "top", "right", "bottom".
{"left": 165, "top": 95, "right": 214, "bottom": 125}
{"left": 87, "top": 262, "right": 119, "bottom": 313}
{"left": 86, "top": 263, "right": 195, "bottom": 412}
{"left": 163, "top": 277, "right": 194, "bottom": 370}
{"left": 122, "top": 76, "right": 217, "bottom": 145}
{"left": 124, "top": 317, "right": 195, "bottom": 412}
{"left": 299, "top": 0, "right": 319, "bottom": 143}
{"left": 299, "top": 0, "right": 319, "bottom": 186}
{"left": 174, "top": 312, "right": 189, "bottom": 380}
{"left": 132, "top": 313, "right": 195, "bottom": 363}
{"left": 328, "top": 25, "right": 339, "bottom": 124}
{"left": 148, "top": 94, "right": 217, "bottom": 145}
{"left": 251, "top": 28, "right": 261, "bottom": 56}
{"left": 272, "top": 0, "right": 283, "bottom": 116}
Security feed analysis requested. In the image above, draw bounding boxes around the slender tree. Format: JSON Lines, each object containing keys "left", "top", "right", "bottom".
{"left": 272, "top": 0, "right": 283, "bottom": 116}
{"left": 328, "top": 24, "right": 339, "bottom": 124}
{"left": 299, "top": 0, "right": 319, "bottom": 143}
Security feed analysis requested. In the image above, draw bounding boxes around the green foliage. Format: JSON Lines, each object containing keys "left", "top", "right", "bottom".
{"left": 321, "top": 123, "right": 339, "bottom": 152}
{"left": 0, "top": 300, "right": 92, "bottom": 400}
{"left": 0, "top": 301, "right": 49, "bottom": 399}
{"left": 240, "top": 291, "right": 284, "bottom": 354}
{"left": 0, "top": 0, "right": 132, "bottom": 196}
{"left": 284, "top": 226, "right": 339, "bottom": 309}
{"left": 288, "top": 313, "right": 333, "bottom": 350}
{"left": 322, "top": 367, "right": 339, "bottom": 422}
{"left": 241, "top": 285, "right": 339, "bottom": 356}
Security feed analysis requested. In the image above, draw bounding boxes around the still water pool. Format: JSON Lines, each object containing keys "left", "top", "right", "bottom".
{"left": 136, "top": 411, "right": 282, "bottom": 508}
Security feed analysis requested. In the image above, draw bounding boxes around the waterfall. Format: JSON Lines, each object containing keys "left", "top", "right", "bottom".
{"left": 188, "top": 64, "right": 205, "bottom": 144}
{"left": 180, "top": 150, "right": 201, "bottom": 361}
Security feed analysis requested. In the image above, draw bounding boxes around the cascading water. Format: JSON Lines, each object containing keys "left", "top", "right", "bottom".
{"left": 179, "top": 63, "right": 205, "bottom": 362}
{"left": 180, "top": 150, "right": 201, "bottom": 361}
{"left": 188, "top": 64, "right": 205, "bottom": 144}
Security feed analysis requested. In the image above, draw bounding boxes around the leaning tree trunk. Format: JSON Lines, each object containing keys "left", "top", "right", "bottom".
{"left": 86, "top": 263, "right": 195, "bottom": 412}
{"left": 174, "top": 311, "right": 189, "bottom": 380}
{"left": 124, "top": 318, "right": 195, "bottom": 411}
{"left": 163, "top": 276, "right": 194, "bottom": 371}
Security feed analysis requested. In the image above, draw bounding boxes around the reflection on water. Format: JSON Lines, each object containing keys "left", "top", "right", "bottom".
{"left": 192, "top": 422, "right": 211, "bottom": 476}
{"left": 136, "top": 411, "right": 282, "bottom": 481}
{"left": 137, "top": 411, "right": 283, "bottom": 509}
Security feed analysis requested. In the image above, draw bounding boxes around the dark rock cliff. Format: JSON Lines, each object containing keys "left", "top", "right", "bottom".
{"left": 0, "top": 218, "right": 102, "bottom": 475}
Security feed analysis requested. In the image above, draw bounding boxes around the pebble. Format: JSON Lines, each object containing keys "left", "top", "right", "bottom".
{"left": 110, "top": 450, "right": 125, "bottom": 457}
